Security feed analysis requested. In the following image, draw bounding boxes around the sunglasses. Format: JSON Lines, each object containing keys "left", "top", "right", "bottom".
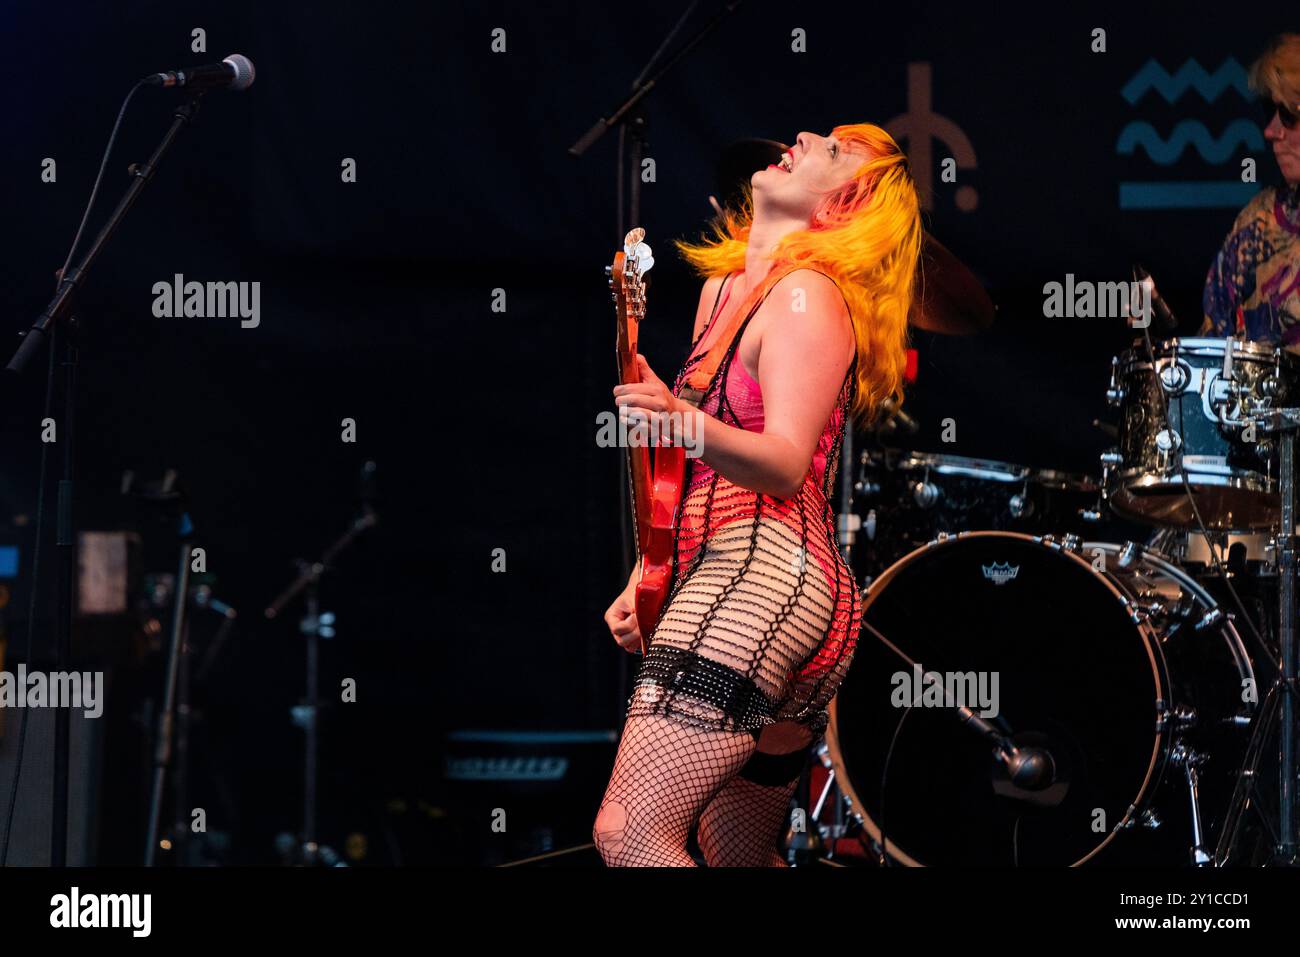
{"left": 1258, "top": 95, "right": 1300, "bottom": 130}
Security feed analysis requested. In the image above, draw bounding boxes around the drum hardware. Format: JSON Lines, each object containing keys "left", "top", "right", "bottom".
{"left": 1117, "top": 806, "right": 1161, "bottom": 830}
{"left": 1121, "top": 328, "right": 1275, "bottom": 671}
{"left": 1158, "top": 360, "right": 1191, "bottom": 395}
{"left": 1008, "top": 487, "right": 1032, "bottom": 519}
{"left": 1169, "top": 744, "right": 1213, "bottom": 866}
{"left": 911, "top": 478, "right": 940, "bottom": 508}
{"left": 1132, "top": 599, "right": 1171, "bottom": 624}
{"left": 1153, "top": 697, "right": 1171, "bottom": 730}
{"left": 1134, "top": 808, "right": 1162, "bottom": 829}
{"left": 1196, "top": 608, "right": 1226, "bottom": 631}
{"left": 1154, "top": 430, "right": 1181, "bottom": 471}
{"left": 1215, "top": 408, "right": 1300, "bottom": 865}
{"left": 1105, "top": 336, "right": 1297, "bottom": 530}
{"left": 1106, "top": 357, "right": 1125, "bottom": 407}
{"left": 837, "top": 422, "right": 859, "bottom": 564}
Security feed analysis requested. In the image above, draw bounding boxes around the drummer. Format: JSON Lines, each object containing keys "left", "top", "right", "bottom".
{"left": 1199, "top": 34, "right": 1300, "bottom": 347}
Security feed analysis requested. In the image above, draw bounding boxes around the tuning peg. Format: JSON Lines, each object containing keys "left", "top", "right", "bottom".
{"left": 630, "top": 242, "right": 654, "bottom": 274}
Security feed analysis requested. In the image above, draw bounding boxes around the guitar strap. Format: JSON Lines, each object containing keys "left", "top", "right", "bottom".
{"left": 677, "top": 274, "right": 733, "bottom": 406}
{"left": 678, "top": 265, "right": 807, "bottom": 406}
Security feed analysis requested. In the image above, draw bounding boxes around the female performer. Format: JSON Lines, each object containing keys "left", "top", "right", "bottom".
{"left": 598, "top": 123, "right": 922, "bottom": 866}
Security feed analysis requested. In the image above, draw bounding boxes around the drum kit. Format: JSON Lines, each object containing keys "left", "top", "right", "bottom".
{"left": 813, "top": 251, "right": 1300, "bottom": 867}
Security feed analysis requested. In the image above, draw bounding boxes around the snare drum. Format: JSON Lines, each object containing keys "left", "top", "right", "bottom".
{"left": 1104, "top": 337, "right": 1297, "bottom": 530}
{"left": 1147, "top": 527, "right": 1276, "bottom": 573}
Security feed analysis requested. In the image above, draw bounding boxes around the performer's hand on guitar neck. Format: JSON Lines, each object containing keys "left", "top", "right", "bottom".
{"left": 613, "top": 354, "right": 686, "bottom": 431}
{"left": 604, "top": 573, "right": 643, "bottom": 654}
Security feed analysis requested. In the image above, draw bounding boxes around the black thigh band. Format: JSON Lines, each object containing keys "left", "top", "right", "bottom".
{"left": 635, "top": 646, "right": 776, "bottom": 730}
{"left": 739, "top": 747, "right": 807, "bottom": 786}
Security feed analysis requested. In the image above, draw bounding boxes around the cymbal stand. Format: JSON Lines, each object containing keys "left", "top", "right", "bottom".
{"left": 1218, "top": 407, "right": 1299, "bottom": 864}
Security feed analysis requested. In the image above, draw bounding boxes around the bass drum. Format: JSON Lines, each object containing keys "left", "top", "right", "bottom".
{"left": 825, "top": 532, "right": 1255, "bottom": 866}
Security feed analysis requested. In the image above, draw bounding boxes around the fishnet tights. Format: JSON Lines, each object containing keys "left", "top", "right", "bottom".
{"left": 698, "top": 775, "right": 798, "bottom": 867}
{"left": 594, "top": 713, "right": 799, "bottom": 867}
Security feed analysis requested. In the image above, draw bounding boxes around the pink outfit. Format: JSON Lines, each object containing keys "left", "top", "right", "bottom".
{"left": 625, "top": 269, "right": 861, "bottom": 738}
{"left": 684, "top": 273, "right": 841, "bottom": 492}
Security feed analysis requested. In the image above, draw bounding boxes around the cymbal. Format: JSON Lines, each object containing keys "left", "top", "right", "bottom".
{"left": 912, "top": 232, "right": 995, "bottom": 335}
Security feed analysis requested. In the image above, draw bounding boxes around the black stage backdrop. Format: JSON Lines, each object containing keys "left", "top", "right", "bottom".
{"left": 0, "top": 0, "right": 1294, "bottom": 862}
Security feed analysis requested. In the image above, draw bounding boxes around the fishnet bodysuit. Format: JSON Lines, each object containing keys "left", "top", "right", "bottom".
{"left": 626, "top": 271, "right": 862, "bottom": 739}
{"left": 596, "top": 270, "right": 862, "bottom": 867}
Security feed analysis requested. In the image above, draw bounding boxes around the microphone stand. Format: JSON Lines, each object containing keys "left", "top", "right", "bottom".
{"left": 5, "top": 93, "right": 204, "bottom": 867}
{"left": 144, "top": 528, "right": 194, "bottom": 866}
{"left": 265, "top": 507, "right": 377, "bottom": 866}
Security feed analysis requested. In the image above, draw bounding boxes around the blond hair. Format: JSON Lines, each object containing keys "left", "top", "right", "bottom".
{"left": 1250, "top": 33, "right": 1300, "bottom": 107}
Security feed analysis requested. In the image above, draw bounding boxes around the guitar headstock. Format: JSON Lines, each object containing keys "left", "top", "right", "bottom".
{"left": 609, "top": 228, "right": 654, "bottom": 382}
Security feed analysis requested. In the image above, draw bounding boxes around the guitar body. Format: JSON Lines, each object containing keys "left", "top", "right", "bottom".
{"left": 609, "top": 229, "right": 685, "bottom": 654}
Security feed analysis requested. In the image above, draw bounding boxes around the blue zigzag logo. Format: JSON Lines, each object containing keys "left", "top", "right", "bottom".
{"left": 1121, "top": 58, "right": 1250, "bottom": 105}
{"left": 1117, "top": 119, "right": 1264, "bottom": 164}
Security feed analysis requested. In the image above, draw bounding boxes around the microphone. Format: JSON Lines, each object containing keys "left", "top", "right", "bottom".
{"left": 143, "top": 54, "right": 256, "bottom": 93}
{"left": 1134, "top": 265, "right": 1177, "bottom": 332}
{"left": 1001, "top": 744, "right": 1056, "bottom": 789}
{"left": 956, "top": 704, "right": 1056, "bottom": 791}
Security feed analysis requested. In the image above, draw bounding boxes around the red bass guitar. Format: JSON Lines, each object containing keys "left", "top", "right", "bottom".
{"left": 608, "top": 228, "right": 685, "bottom": 655}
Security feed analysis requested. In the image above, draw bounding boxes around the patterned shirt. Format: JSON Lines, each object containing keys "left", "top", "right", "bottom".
{"left": 1202, "top": 185, "right": 1300, "bottom": 345}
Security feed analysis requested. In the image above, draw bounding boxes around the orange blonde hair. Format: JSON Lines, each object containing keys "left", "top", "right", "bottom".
{"left": 673, "top": 123, "right": 923, "bottom": 424}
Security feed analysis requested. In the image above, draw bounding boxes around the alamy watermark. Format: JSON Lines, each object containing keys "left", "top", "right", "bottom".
{"left": 0, "top": 665, "right": 103, "bottom": 718}
{"left": 50, "top": 887, "right": 150, "bottom": 937}
{"left": 890, "top": 663, "right": 1000, "bottom": 718}
{"left": 596, "top": 407, "right": 705, "bottom": 458}
{"left": 1043, "top": 274, "right": 1153, "bottom": 326}
{"left": 152, "top": 274, "right": 260, "bottom": 328}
